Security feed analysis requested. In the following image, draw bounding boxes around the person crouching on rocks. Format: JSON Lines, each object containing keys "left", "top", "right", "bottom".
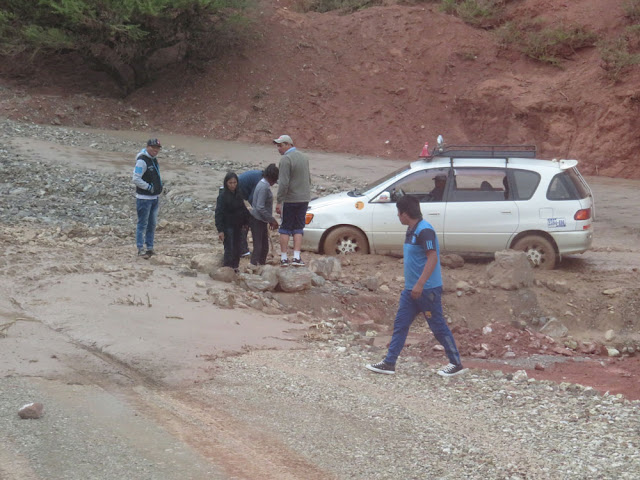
{"left": 215, "top": 172, "right": 250, "bottom": 272}
{"left": 249, "top": 164, "right": 279, "bottom": 267}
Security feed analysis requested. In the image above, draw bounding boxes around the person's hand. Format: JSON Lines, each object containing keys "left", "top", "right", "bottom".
{"left": 147, "top": 183, "right": 154, "bottom": 194}
{"left": 411, "top": 283, "right": 423, "bottom": 300}
{"left": 275, "top": 203, "right": 282, "bottom": 215}
{"left": 218, "top": 232, "right": 224, "bottom": 242}
{"left": 270, "top": 221, "right": 279, "bottom": 230}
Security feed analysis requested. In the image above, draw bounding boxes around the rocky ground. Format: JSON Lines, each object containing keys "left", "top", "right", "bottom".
{"left": 1, "top": 120, "right": 640, "bottom": 479}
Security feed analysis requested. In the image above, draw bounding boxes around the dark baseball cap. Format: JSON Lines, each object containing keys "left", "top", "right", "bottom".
{"left": 147, "top": 138, "right": 162, "bottom": 148}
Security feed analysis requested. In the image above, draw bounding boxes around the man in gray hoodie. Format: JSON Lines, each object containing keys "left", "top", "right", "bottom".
{"left": 249, "top": 164, "right": 279, "bottom": 266}
{"left": 273, "top": 135, "right": 311, "bottom": 267}
{"left": 132, "top": 138, "right": 163, "bottom": 258}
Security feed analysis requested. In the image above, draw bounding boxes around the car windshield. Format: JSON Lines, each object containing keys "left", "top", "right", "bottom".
{"left": 350, "top": 165, "right": 411, "bottom": 196}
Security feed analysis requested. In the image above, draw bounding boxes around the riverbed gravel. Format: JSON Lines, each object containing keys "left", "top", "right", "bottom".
{"left": 201, "top": 347, "right": 640, "bottom": 480}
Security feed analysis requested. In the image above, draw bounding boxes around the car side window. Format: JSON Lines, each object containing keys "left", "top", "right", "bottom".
{"left": 448, "top": 168, "right": 508, "bottom": 202}
{"left": 388, "top": 168, "right": 450, "bottom": 202}
{"left": 511, "top": 169, "right": 540, "bottom": 200}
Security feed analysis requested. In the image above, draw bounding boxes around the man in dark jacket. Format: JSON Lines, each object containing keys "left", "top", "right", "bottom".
{"left": 132, "top": 138, "right": 163, "bottom": 258}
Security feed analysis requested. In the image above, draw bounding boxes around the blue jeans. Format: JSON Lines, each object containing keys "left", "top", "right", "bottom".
{"left": 136, "top": 198, "right": 159, "bottom": 250}
{"left": 385, "top": 287, "right": 461, "bottom": 366}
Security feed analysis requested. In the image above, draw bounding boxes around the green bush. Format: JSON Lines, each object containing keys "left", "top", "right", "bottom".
{"left": 0, "top": 0, "right": 252, "bottom": 93}
{"left": 624, "top": 0, "right": 640, "bottom": 21}
{"left": 439, "top": 0, "right": 511, "bottom": 28}
{"left": 497, "top": 20, "right": 597, "bottom": 66}
{"left": 598, "top": 26, "right": 640, "bottom": 81}
{"left": 296, "top": 0, "right": 382, "bottom": 13}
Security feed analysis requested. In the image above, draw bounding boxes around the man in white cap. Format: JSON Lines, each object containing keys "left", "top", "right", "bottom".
{"left": 273, "top": 134, "right": 311, "bottom": 266}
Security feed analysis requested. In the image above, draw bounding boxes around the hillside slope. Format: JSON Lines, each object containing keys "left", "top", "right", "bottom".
{"left": 1, "top": 0, "right": 638, "bottom": 177}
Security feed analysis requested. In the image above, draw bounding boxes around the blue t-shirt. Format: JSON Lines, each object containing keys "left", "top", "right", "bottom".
{"left": 403, "top": 219, "right": 442, "bottom": 290}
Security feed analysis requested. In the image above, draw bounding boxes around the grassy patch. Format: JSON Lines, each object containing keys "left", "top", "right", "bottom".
{"left": 496, "top": 20, "right": 597, "bottom": 66}
{"left": 598, "top": 26, "right": 640, "bottom": 81}
{"left": 624, "top": 0, "right": 640, "bottom": 21}
{"left": 296, "top": 0, "right": 383, "bottom": 14}
{"left": 439, "top": 0, "right": 511, "bottom": 28}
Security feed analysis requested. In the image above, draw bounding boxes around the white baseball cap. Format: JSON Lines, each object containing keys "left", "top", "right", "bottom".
{"left": 273, "top": 135, "right": 293, "bottom": 145}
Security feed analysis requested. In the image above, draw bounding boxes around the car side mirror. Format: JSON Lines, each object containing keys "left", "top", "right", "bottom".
{"left": 373, "top": 191, "right": 392, "bottom": 203}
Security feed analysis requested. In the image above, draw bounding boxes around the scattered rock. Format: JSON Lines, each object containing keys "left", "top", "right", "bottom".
{"left": 18, "top": 402, "right": 44, "bottom": 419}
{"left": 539, "top": 318, "right": 569, "bottom": 338}
{"left": 210, "top": 267, "right": 236, "bottom": 283}
{"left": 441, "top": 254, "right": 464, "bottom": 269}
{"left": 512, "top": 370, "right": 528, "bottom": 383}
{"left": 607, "top": 347, "right": 620, "bottom": 357}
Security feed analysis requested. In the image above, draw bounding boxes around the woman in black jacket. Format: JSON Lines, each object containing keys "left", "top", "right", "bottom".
{"left": 215, "top": 172, "right": 250, "bottom": 270}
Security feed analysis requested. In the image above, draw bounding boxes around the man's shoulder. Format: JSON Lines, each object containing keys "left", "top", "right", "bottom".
{"left": 416, "top": 219, "right": 435, "bottom": 233}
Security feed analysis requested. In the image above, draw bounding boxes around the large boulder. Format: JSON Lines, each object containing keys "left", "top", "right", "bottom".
{"left": 486, "top": 250, "right": 534, "bottom": 291}
{"left": 209, "top": 267, "right": 236, "bottom": 283}
{"left": 240, "top": 265, "right": 279, "bottom": 292}
{"left": 277, "top": 268, "right": 313, "bottom": 292}
{"left": 190, "top": 253, "right": 222, "bottom": 274}
{"left": 308, "top": 257, "right": 342, "bottom": 280}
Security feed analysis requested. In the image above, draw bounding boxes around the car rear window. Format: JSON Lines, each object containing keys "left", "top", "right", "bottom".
{"left": 547, "top": 169, "right": 589, "bottom": 200}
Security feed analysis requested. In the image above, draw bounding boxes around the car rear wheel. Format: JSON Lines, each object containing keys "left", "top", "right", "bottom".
{"left": 512, "top": 235, "right": 557, "bottom": 270}
{"left": 323, "top": 227, "right": 369, "bottom": 255}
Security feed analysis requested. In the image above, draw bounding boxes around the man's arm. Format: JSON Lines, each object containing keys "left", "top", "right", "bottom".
{"left": 132, "top": 159, "right": 153, "bottom": 192}
{"left": 276, "top": 156, "right": 291, "bottom": 205}
{"left": 253, "top": 185, "right": 276, "bottom": 224}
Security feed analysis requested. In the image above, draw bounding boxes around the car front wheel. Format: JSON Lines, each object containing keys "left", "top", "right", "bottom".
{"left": 512, "top": 235, "right": 557, "bottom": 270}
{"left": 323, "top": 227, "right": 370, "bottom": 255}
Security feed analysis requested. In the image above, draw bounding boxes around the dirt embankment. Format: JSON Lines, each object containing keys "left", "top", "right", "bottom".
{"left": 1, "top": 0, "right": 639, "bottom": 177}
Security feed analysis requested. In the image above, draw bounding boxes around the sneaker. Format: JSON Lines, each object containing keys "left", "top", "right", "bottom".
{"left": 145, "top": 249, "right": 155, "bottom": 257}
{"left": 137, "top": 249, "right": 146, "bottom": 256}
{"left": 291, "top": 257, "right": 305, "bottom": 267}
{"left": 365, "top": 360, "right": 395, "bottom": 375}
{"left": 437, "top": 363, "right": 466, "bottom": 377}
{"left": 280, "top": 258, "right": 290, "bottom": 267}
{"left": 241, "top": 251, "right": 251, "bottom": 257}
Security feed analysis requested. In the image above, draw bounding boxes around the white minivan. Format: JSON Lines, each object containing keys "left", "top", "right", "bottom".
{"left": 302, "top": 140, "right": 594, "bottom": 269}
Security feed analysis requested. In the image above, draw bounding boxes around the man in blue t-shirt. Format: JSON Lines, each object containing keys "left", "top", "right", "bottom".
{"left": 366, "top": 195, "right": 465, "bottom": 377}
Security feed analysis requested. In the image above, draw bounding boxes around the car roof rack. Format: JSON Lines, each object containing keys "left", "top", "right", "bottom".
{"left": 431, "top": 144, "right": 537, "bottom": 159}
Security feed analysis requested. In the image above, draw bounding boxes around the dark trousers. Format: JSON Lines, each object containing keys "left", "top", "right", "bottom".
{"left": 249, "top": 216, "right": 269, "bottom": 265}
{"left": 223, "top": 226, "right": 243, "bottom": 269}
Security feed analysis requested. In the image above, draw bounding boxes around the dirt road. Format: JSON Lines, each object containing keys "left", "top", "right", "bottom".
{"left": 1, "top": 122, "right": 640, "bottom": 479}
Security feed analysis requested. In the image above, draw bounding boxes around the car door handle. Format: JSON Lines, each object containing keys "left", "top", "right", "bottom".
{"left": 427, "top": 212, "right": 440, "bottom": 216}
{"left": 501, "top": 211, "right": 512, "bottom": 214}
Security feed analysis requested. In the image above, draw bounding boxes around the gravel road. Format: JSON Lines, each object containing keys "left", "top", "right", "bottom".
{"left": 1, "top": 119, "right": 640, "bottom": 479}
